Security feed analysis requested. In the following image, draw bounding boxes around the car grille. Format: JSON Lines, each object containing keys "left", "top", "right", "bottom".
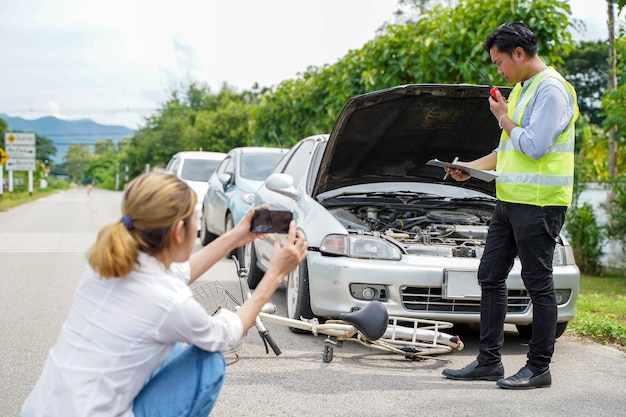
{"left": 401, "top": 287, "right": 531, "bottom": 313}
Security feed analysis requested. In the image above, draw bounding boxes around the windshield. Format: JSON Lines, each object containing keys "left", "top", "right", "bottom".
{"left": 180, "top": 159, "right": 221, "bottom": 182}
{"left": 241, "top": 152, "right": 285, "bottom": 181}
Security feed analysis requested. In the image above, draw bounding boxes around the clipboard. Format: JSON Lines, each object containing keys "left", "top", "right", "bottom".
{"left": 427, "top": 159, "right": 498, "bottom": 182}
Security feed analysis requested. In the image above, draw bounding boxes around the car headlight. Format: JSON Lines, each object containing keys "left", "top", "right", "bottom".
{"left": 320, "top": 234, "right": 402, "bottom": 260}
{"left": 553, "top": 245, "right": 576, "bottom": 266}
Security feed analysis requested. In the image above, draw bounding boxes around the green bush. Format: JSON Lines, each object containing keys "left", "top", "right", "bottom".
{"left": 565, "top": 202, "right": 604, "bottom": 275}
{"left": 46, "top": 175, "right": 71, "bottom": 190}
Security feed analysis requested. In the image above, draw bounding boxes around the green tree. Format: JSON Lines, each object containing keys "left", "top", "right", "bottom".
{"left": 94, "top": 138, "right": 117, "bottom": 157}
{"left": 63, "top": 144, "right": 93, "bottom": 184}
{"left": 561, "top": 41, "right": 609, "bottom": 125}
{"left": 0, "top": 117, "right": 7, "bottom": 138}
{"left": 252, "top": 0, "right": 576, "bottom": 145}
{"left": 35, "top": 134, "right": 57, "bottom": 167}
{"left": 83, "top": 156, "right": 117, "bottom": 189}
{"left": 125, "top": 82, "right": 259, "bottom": 176}
{"left": 605, "top": 0, "right": 626, "bottom": 180}
{"left": 126, "top": 91, "right": 191, "bottom": 176}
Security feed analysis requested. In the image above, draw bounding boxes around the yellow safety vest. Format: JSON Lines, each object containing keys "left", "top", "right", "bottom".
{"left": 495, "top": 67, "right": 578, "bottom": 207}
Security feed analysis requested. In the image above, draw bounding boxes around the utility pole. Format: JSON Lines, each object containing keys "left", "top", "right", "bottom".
{"left": 115, "top": 162, "right": 120, "bottom": 191}
{"left": 607, "top": 0, "right": 618, "bottom": 181}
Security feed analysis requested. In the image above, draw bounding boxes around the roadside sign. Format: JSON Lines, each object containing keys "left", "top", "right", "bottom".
{"left": 5, "top": 132, "right": 36, "bottom": 146}
{"left": 5, "top": 145, "right": 35, "bottom": 159}
{"left": 0, "top": 147, "right": 8, "bottom": 165}
{"left": 4, "top": 132, "right": 36, "bottom": 172}
{"left": 6, "top": 159, "right": 36, "bottom": 171}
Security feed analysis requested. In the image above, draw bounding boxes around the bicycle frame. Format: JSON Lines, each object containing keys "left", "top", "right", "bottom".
{"left": 257, "top": 309, "right": 464, "bottom": 362}
{"left": 192, "top": 256, "right": 464, "bottom": 363}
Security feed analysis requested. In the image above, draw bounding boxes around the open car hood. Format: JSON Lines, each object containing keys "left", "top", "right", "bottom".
{"left": 313, "top": 84, "right": 511, "bottom": 198}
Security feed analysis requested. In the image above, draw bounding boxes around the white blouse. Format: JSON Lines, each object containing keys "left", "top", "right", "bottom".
{"left": 22, "top": 252, "right": 243, "bottom": 417}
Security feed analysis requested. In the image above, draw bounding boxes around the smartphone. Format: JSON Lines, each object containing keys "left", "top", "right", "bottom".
{"left": 250, "top": 210, "right": 293, "bottom": 233}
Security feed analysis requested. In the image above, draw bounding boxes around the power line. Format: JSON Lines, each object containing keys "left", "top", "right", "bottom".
{"left": 29, "top": 132, "right": 135, "bottom": 137}
{"left": 0, "top": 107, "right": 158, "bottom": 115}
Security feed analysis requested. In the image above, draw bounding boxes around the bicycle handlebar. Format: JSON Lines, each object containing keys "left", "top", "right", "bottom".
{"left": 259, "top": 328, "right": 281, "bottom": 356}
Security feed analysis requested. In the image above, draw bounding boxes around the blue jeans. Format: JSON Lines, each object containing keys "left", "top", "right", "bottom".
{"left": 133, "top": 344, "right": 226, "bottom": 417}
{"left": 476, "top": 201, "right": 566, "bottom": 374}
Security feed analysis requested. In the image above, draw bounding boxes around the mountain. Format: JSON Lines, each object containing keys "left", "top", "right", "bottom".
{"left": 1, "top": 114, "right": 135, "bottom": 163}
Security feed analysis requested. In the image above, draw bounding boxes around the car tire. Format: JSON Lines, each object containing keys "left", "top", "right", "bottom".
{"left": 515, "top": 322, "right": 569, "bottom": 340}
{"left": 287, "top": 259, "right": 316, "bottom": 334}
{"left": 199, "top": 210, "right": 217, "bottom": 246}
{"left": 247, "top": 242, "right": 264, "bottom": 290}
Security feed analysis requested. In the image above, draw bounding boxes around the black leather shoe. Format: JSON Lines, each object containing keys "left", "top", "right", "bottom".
{"left": 442, "top": 360, "right": 504, "bottom": 381}
{"left": 497, "top": 366, "right": 551, "bottom": 389}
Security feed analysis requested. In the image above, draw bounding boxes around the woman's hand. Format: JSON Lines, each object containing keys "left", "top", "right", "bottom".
{"left": 266, "top": 221, "right": 308, "bottom": 279}
{"left": 227, "top": 206, "right": 271, "bottom": 249}
{"left": 235, "top": 221, "right": 307, "bottom": 330}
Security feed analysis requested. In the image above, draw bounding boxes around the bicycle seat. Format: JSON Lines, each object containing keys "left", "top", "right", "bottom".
{"left": 339, "top": 301, "right": 389, "bottom": 341}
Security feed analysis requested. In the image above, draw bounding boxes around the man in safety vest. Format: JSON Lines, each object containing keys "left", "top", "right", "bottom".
{"left": 442, "top": 22, "right": 578, "bottom": 389}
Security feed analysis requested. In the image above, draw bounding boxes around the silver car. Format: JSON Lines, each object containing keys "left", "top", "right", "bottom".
{"left": 249, "top": 84, "right": 579, "bottom": 338}
{"left": 200, "top": 146, "right": 287, "bottom": 247}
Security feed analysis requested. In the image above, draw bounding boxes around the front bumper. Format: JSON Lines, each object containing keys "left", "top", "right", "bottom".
{"left": 306, "top": 251, "right": 579, "bottom": 325}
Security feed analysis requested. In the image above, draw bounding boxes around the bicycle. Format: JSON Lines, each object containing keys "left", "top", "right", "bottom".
{"left": 191, "top": 256, "right": 464, "bottom": 363}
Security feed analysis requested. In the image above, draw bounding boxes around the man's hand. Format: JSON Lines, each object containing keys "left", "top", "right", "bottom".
{"left": 445, "top": 161, "right": 472, "bottom": 182}
{"left": 489, "top": 89, "right": 508, "bottom": 119}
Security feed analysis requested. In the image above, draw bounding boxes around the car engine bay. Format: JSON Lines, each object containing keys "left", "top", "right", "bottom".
{"left": 329, "top": 205, "right": 494, "bottom": 258}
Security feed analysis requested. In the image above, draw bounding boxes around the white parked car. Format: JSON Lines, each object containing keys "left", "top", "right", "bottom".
{"left": 249, "top": 84, "right": 580, "bottom": 338}
{"left": 164, "top": 151, "right": 226, "bottom": 235}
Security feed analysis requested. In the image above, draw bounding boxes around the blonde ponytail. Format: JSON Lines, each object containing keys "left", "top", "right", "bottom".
{"left": 87, "top": 171, "right": 196, "bottom": 278}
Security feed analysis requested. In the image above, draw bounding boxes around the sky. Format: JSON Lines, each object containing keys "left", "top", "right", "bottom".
{"left": 0, "top": 0, "right": 615, "bottom": 130}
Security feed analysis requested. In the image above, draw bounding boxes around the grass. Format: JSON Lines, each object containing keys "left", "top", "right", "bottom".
{"left": 0, "top": 187, "right": 59, "bottom": 211}
{"left": 569, "top": 275, "right": 626, "bottom": 350}
{"left": 0, "top": 176, "right": 70, "bottom": 211}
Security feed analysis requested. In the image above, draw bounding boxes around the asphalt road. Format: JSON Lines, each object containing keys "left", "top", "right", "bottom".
{"left": 1, "top": 187, "right": 625, "bottom": 416}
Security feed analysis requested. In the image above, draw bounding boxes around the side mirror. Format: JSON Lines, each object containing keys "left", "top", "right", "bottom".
{"left": 265, "top": 173, "right": 299, "bottom": 199}
{"left": 219, "top": 173, "right": 233, "bottom": 190}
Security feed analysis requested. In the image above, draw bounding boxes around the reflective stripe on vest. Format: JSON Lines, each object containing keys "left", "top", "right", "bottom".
{"left": 495, "top": 67, "right": 578, "bottom": 207}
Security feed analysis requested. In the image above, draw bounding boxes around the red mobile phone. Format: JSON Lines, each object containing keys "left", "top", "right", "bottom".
{"left": 250, "top": 210, "right": 293, "bottom": 233}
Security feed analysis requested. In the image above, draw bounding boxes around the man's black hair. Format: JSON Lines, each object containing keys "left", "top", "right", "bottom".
{"left": 483, "top": 22, "right": 538, "bottom": 57}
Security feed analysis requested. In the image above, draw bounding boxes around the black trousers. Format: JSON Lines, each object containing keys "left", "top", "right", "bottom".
{"left": 477, "top": 201, "right": 567, "bottom": 374}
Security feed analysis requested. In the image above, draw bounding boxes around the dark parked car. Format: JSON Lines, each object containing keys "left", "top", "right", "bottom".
{"left": 249, "top": 84, "right": 580, "bottom": 337}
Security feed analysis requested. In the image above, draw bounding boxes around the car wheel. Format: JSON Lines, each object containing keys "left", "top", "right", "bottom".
{"left": 247, "top": 242, "right": 264, "bottom": 290}
{"left": 199, "top": 210, "right": 217, "bottom": 246}
{"left": 515, "top": 322, "right": 569, "bottom": 339}
{"left": 287, "top": 259, "right": 316, "bottom": 334}
{"left": 555, "top": 322, "right": 568, "bottom": 338}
